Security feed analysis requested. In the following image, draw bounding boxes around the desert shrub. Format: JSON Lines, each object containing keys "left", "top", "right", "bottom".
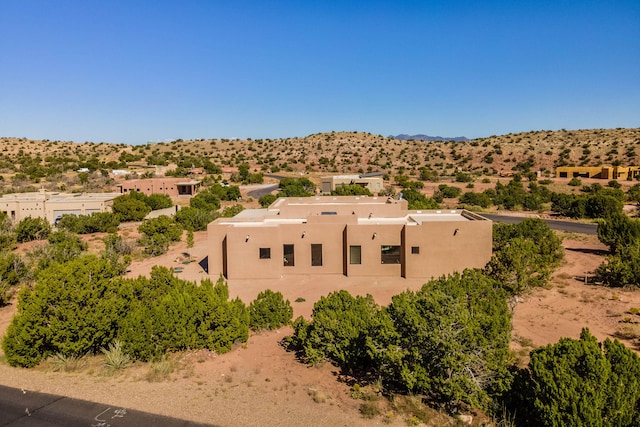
{"left": 15, "top": 216, "right": 51, "bottom": 242}
{"left": 0, "top": 251, "right": 28, "bottom": 305}
{"left": 57, "top": 212, "right": 120, "bottom": 234}
{"left": 2, "top": 256, "right": 126, "bottom": 367}
{"left": 459, "top": 192, "right": 492, "bottom": 208}
{"left": 568, "top": 177, "right": 582, "bottom": 186}
{"left": 175, "top": 207, "right": 219, "bottom": 231}
{"left": 401, "top": 189, "right": 439, "bottom": 210}
{"left": 486, "top": 218, "right": 564, "bottom": 295}
{"left": 258, "top": 194, "right": 277, "bottom": 207}
{"left": 112, "top": 194, "right": 151, "bottom": 221}
{"left": 138, "top": 215, "right": 182, "bottom": 256}
{"left": 101, "top": 339, "right": 131, "bottom": 371}
{"left": 381, "top": 269, "right": 512, "bottom": 410}
{"left": 433, "top": 184, "right": 461, "bottom": 201}
{"left": 145, "top": 193, "right": 173, "bottom": 210}
{"left": 118, "top": 269, "right": 249, "bottom": 361}
{"left": 331, "top": 184, "right": 373, "bottom": 196}
{"left": 32, "top": 230, "right": 88, "bottom": 270}
{"left": 221, "top": 204, "right": 244, "bottom": 218}
{"left": 288, "top": 290, "right": 391, "bottom": 368}
{"left": 455, "top": 172, "right": 474, "bottom": 183}
{"left": 509, "top": 329, "right": 640, "bottom": 427}
{"left": 277, "top": 177, "right": 315, "bottom": 197}
{"left": 103, "top": 234, "right": 134, "bottom": 256}
{"left": 249, "top": 289, "right": 293, "bottom": 330}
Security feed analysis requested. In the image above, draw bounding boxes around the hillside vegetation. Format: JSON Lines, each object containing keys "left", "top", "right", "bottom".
{"left": 1, "top": 128, "right": 638, "bottom": 194}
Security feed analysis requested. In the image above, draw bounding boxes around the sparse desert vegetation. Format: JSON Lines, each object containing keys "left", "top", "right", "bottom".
{"left": 1, "top": 128, "right": 640, "bottom": 426}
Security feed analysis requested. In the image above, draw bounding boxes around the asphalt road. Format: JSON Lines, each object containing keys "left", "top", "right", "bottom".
{"left": 481, "top": 213, "right": 598, "bottom": 235}
{"left": 0, "top": 385, "right": 215, "bottom": 427}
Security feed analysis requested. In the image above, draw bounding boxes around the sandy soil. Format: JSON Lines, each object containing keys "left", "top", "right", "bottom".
{"left": 0, "top": 230, "right": 639, "bottom": 426}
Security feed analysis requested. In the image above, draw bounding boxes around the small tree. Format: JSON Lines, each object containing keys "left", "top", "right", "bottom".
{"left": 510, "top": 329, "right": 640, "bottom": 427}
{"left": 249, "top": 290, "right": 293, "bottom": 330}
{"left": 15, "top": 217, "right": 51, "bottom": 243}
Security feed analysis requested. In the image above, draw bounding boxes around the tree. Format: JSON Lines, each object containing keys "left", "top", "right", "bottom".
{"left": 288, "top": 290, "right": 391, "bottom": 368}
{"left": 112, "top": 194, "right": 151, "bottom": 221}
{"left": 331, "top": 184, "right": 373, "bottom": 196}
{"left": 249, "top": 290, "right": 293, "bottom": 330}
{"left": 258, "top": 194, "right": 277, "bottom": 207}
{"left": 0, "top": 251, "right": 27, "bottom": 305}
{"left": 381, "top": 270, "right": 512, "bottom": 410}
{"left": 15, "top": 217, "right": 51, "bottom": 243}
{"left": 138, "top": 215, "right": 182, "bottom": 255}
{"left": 459, "top": 192, "right": 492, "bottom": 208}
{"left": 175, "top": 207, "right": 218, "bottom": 231}
{"left": 146, "top": 194, "right": 173, "bottom": 210}
{"left": 401, "top": 189, "right": 439, "bottom": 210}
{"left": 486, "top": 219, "right": 564, "bottom": 295}
{"left": 2, "top": 256, "right": 126, "bottom": 367}
{"left": 510, "top": 329, "right": 640, "bottom": 427}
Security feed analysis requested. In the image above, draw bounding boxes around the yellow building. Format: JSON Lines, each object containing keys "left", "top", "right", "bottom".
{"left": 556, "top": 166, "right": 640, "bottom": 180}
{"left": 207, "top": 196, "right": 492, "bottom": 280}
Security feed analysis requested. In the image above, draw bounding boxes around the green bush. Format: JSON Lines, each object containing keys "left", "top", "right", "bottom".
{"left": 486, "top": 218, "right": 564, "bottom": 295}
{"left": 249, "top": 290, "right": 293, "bottom": 330}
{"left": 258, "top": 194, "right": 277, "bottom": 207}
{"left": 331, "top": 184, "right": 373, "bottom": 196}
{"left": 2, "top": 261, "right": 249, "bottom": 367}
{"left": 112, "top": 194, "right": 151, "bottom": 221}
{"left": 510, "top": 329, "right": 640, "bottom": 427}
{"left": 568, "top": 177, "right": 582, "bottom": 186}
{"left": 0, "top": 251, "right": 27, "bottom": 305}
{"left": 138, "top": 215, "right": 182, "bottom": 256}
{"left": 2, "top": 256, "right": 126, "bottom": 367}
{"left": 175, "top": 207, "right": 219, "bottom": 231}
{"left": 382, "top": 270, "right": 512, "bottom": 409}
{"left": 57, "top": 212, "right": 120, "bottom": 234}
{"left": 15, "top": 217, "right": 51, "bottom": 243}
{"left": 288, "top": 290, "right": 391, "bottom": 368}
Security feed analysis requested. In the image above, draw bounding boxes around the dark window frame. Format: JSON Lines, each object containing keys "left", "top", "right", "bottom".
{"left": 311, "top": 244, "right": 323, "bottom": 266}
{"left": 283, "top": 244, "right": 295, "bottom": 267}
{"left": 381, "top": 245, "right": 401, "bottom": 264}
{"left": 349, "top": 245, "right": 362, "bottom": 265}
{"left": 259, "top": 248, "right": 271, "bottom": 259}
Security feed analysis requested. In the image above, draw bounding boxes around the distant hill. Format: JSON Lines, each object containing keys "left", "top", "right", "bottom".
{"left": 391, "top": 134, "right": 470, "bottom": 142}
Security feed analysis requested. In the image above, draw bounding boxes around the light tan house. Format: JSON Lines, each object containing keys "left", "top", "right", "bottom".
{"left": 321, "top": 173, "right": 384, "bottom": 194}
{"left": 0, "top": 190, "right": 120, "bottom": 223}
{"left": 117, "top": 178, "right": 201, "bottom": 197}
{"left": 207, "top": 196, "right": 492, "bottom": 280}
{"left": 556, "top": 166, "right": 640, "bottom": 180}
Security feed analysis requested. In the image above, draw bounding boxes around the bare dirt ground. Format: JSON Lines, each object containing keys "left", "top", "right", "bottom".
{"left": 1, "top": 229, "right": 639, "bottom": 426}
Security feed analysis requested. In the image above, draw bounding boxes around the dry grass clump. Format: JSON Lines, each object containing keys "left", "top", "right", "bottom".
{"left": 48, "top": 353, "right": 87, "bottom": 372}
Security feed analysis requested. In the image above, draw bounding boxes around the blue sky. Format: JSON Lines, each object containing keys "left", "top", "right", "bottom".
{"left": 1, "top": 1, "right": 639, "bottom": 145}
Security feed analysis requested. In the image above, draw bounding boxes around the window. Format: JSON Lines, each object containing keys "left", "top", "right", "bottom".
{"left": 381, "top": 245, "right": 401, "bottom": 264}
{"left": 283, "top": 244, "right": 295, "bottom": 267}
{"left": 411, "top": 246, "right": 420, "bottom": 254}
{"left": 349, "top": 245, "right": 361, "bottom": 265}
{"left": 311, "top": 244, "right": 323, "bottom": 266}
{"left": 259, "top": 248, "right": 271, "bottom": 259}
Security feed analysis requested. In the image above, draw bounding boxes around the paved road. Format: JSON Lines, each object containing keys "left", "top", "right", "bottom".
{"left": 245, "top": 184, "right": 278, "bottom": 199}
{"left": 0, "top": 385, "right": 215, "bottom": 427}
{"left": 481, "top": 213, "right": 598, "bottom": 235}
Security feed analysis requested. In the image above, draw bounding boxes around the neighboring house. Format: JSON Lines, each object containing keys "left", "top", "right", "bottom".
{"left": 321, "top": 173, "right": 384, "bottom": 194}
{"left": 207, "top": 196, "right": 492, "bottom": 280}
{"left": 111, "top": 169, "right": 130, "bottom": 176}
{"left": 556, "top": 165, "right": 640, "bottom": 180}
{"left": 0, "top": 190, "right": 120, "bottom": 224}
{"left": 117, "top": 178, "right": 201, "bottom": 197}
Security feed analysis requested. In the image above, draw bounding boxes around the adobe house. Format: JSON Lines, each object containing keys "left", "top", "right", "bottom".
{"left": 207, "top": 196, "right": 492, "bottom": 280}
{"left": 117, "top": 178, "right": 201, "bottom": 197}
{"left": 0, "top": 190, "right": 120, "bottom": 223}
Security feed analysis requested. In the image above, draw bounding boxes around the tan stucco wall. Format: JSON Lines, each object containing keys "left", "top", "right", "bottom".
{"left": 402, "top": 220, "right": 492, "bottom": 279}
